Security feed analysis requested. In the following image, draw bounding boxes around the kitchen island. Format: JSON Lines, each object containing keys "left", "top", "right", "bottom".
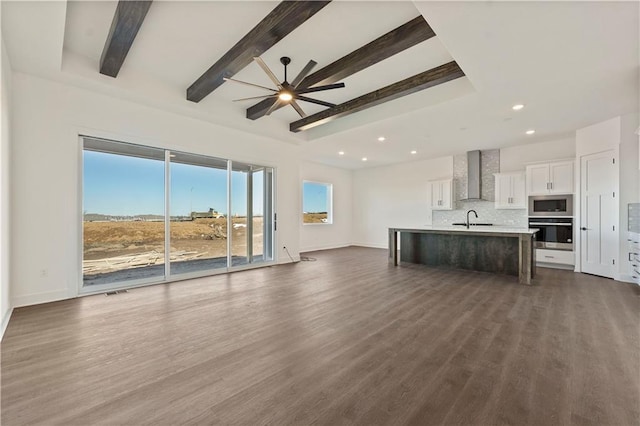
{"left": 388, "top": 226, "right": 538, "bottom": 284}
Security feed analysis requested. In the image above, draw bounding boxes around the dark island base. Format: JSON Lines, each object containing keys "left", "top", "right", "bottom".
{"left": 400, "top": 232, "right": 519, "bottom": 277}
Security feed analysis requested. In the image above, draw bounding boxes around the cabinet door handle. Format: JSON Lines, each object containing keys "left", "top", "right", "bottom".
{"left": 544, "top": 255, "right": 555, "bottom": 258}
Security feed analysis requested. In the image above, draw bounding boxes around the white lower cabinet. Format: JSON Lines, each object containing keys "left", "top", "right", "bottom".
{"left": 536, "top": 249, "right": 575, "bottom": 267}
{"left": 628, "top": 232, "right": 639, "bottom": 284}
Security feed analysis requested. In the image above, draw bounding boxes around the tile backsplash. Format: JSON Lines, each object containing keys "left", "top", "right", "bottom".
{"left": 433, "top": 200, "right": 528, "bottom": 227}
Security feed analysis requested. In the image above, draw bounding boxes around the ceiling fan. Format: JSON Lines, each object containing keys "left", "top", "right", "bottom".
{"left": 223, "top": 56, "right": 345, "bottom": 118}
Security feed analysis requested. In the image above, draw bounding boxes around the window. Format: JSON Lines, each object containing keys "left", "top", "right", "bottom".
{"left": 302, "top": 181, "right": 332, "bottom": 224}
{"left": 82, "top": 137, "right": 275, "bottom": 291}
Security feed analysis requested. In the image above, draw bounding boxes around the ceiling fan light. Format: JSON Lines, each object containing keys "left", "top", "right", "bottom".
{"left": 279, "top": 92, "right": 293, "bottom": 102}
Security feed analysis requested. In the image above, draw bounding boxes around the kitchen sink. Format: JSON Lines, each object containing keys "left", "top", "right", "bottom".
{"left": 451, "top": 223, "right": 494, "bottom": 226}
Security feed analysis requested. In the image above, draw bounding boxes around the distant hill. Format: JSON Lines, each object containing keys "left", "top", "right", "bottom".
{"left": 83, "top": 213, "right": 165, "bottom": 222}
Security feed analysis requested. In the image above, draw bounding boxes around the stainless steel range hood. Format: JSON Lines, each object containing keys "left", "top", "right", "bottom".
{"left": 460, "top": 150, "right": 482, "bottom": 201}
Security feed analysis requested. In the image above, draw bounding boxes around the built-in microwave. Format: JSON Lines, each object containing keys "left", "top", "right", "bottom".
{"left": 528, "top": 194, "right": 573, "bottom": 217}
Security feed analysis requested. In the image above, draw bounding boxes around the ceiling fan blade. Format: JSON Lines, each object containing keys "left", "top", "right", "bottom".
{"left": 290, "top": 100, "right": 307, "bottom": 118}
{"left": 265, "top": 98, "right": 284, "bottom": 116}
{"left": 297, "top": 82, "right": 345, "bottom": 95}
{"left": 296, "top": 95, "right": 336, "bottom": 109}
{"left": 253, "top": 57, "right": 283, "bottom": 89}
{"left": 223, "top": 77, "right": 277, "bottom": 92}
{"left": 232, "top": 94, "right": 278, "bottom": 102}
{"left": 291, "top": 60, "right": 317, "bottom": 88}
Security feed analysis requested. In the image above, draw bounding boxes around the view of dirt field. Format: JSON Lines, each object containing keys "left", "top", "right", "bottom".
{"left": 303, "top": 213, "right": 328, "bottom": 223}
{"left": 83, "top": 217, "right": 264, "bottom": 274}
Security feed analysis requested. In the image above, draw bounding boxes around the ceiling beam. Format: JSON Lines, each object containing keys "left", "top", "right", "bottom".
{"left": 246, "top": 16, "right": 436, "bottom": 120}
{"left": 289, "top": 61, "right": 465, "bottom": 133}
{"left": 186, "top": 1, "right": 332, "bottom": 103}
{"left": 100, "top": 1, "right": 153, "bottom": 78}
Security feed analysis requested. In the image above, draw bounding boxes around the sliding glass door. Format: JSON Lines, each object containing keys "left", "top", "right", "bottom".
{"left": 169, "top": 152, "right": 229, "bottom": 276}
{"left": 230, "top": 162, "right": 275, "bottom": 266}
{"left": 82, "top": 139, "right": 166, "bottom": 287}
{"left": 81, "top": 137, "right": 275, "bottom": 290}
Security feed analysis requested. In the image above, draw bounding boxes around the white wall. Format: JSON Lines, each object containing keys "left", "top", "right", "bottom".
{"left": 352, "top": 156, "right": 454, "bottom": 248}
{"left": 299, "top": 161, "right": 352, "bottom": 252}
{"left": 619, "top": 113, "right": 640, "bottom": 281}
{"left": 1, "top": 29, "right": 13, "bottom": 336}
{"left": 351, "top": 138, "right": 577, "bottom": 250}
{"left": 10, "top": 72, "right": 301, "bottom": 308}
{"left": 500, "top": 137, "right": 576, "bottom": 172}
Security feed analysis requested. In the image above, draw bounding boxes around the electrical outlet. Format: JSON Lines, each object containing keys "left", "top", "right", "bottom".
{"left": 40, "top": 269, "right": 48, "bottom": 277}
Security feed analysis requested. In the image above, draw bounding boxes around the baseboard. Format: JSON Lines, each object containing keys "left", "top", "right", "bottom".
{"left": 617, "top": 274, "right": 639, "bottom": 284}
{"left": 350, "top": 242, "right": 388, "bottom": 249}
{"left": 12, "top": 289, "right": 70, "bottom": 308}
{"left": 1, "top": 307, "right": 13, "bottom": 341}
{"left": 278, "top": 255, "right": 300, "bottom": 264}
{"left": 300, "top": 243, "right": 350, "bottom": 253}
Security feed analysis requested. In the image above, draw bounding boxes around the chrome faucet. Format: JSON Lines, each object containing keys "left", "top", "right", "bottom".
{"left": 466, "top": 209, "right": 478, "bottom": 229}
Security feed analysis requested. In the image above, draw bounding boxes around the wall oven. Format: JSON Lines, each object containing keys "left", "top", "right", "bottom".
{"left": 528, "top": 194, "right": 573, "bottom": 217}
{"left": 528, "top": 217, "right": 574, "bottom": 250}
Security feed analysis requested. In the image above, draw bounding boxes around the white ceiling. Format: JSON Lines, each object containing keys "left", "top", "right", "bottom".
{"left": 2, "top": 1, "right": 638, "bottom": 170}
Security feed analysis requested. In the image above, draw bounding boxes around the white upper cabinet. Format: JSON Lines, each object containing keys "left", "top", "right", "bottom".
{"left": 549, "top": 161, "right": 574, "bottom": 193}
{"left": 527, "top": 164, "right": 550, "bottom": 195}
{"left": 494, "top": 172, "right": 526, "bottom": 209}
{"left": 429, "top": 179, "right": 453, "bottom": 210}
{"left": 526, "top": 161, "right": 574, "bottom": 195}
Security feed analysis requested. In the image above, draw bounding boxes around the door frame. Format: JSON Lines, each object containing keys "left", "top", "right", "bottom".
{"left": 575, "top": 147, "right": 619, "bottom": 278}
{"left": 77, "top": 135, "right": 278, "bottom": 297}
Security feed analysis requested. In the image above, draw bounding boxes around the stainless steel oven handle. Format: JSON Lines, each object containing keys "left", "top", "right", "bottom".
{"left": 529, "top": 222, "right": 573, "bottom": 226}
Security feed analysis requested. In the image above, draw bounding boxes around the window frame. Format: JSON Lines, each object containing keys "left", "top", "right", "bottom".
{"left": 79, "top": 135, "right": 277, "bottom": 296}
{"left": 302, "top": 180, "right": 333, "bottom": 226}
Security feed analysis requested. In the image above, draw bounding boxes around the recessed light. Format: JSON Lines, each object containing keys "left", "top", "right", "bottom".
{"left": 512, "top": 104, "right": 525, "bottom": 111}
{"left": 526, "top": 129, "right": 535, "bottom": 135}
{"left": 377, "top": 136, "right": 385, "bottom": 142}
{"left": 362, "top": 157, "right": 368, "bottom": 162}
{"left": 410, "top": 150, "right": 417, "bottom": 155}
{"left": 338, "top": 151, "right": 345, "bottom": 156}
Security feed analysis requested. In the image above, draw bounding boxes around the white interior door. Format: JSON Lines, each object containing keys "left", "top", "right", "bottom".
{"left": 580, "top": 150, "right": 617, "bottom": 278}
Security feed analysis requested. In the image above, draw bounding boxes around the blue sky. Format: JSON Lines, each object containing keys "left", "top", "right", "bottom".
{"left": 303, "top": 182, "right": 330, "bottom": 213}
{"left": 83, "top": 151, "right": 263, "bottom": 216}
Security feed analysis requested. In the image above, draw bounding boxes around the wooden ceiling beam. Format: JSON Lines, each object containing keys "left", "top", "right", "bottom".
{"left": 289, "top": 61, "right": 465, "bottom": 133}
{"left": 186, "top": 1, "right": 332, "bottom": 103}
{"left": 100, "top": 1, "right": 153, "bottom": 78}
{"left": 246, "top": 16, "right": 436, "bottom": 120}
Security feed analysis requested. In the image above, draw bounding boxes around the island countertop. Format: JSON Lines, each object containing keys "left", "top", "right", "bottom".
{"left": 389, "top": 226, "right": 538, "bottom": 284}
{"left": 389, "top": 225, "right": 539, "bottom": 235}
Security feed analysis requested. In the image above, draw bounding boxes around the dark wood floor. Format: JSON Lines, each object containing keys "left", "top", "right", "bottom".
{"left": 2, "top": 247, "right": 638, "bottom": 425}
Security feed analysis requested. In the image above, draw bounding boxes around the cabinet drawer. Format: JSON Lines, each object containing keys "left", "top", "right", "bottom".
{"left": 536, "top": 249, "right": 575, "bottom": 265}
